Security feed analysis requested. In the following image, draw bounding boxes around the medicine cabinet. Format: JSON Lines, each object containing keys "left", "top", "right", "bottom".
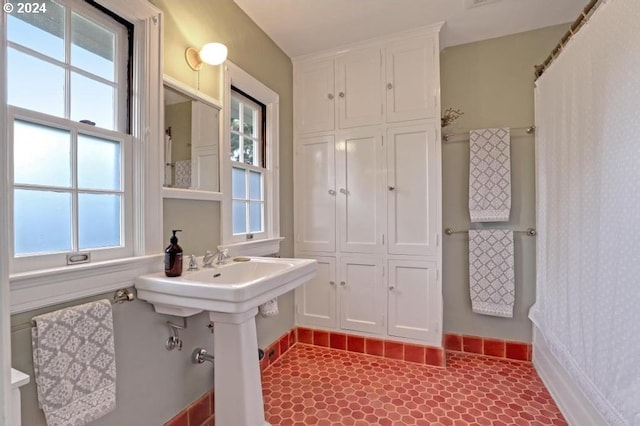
{"left": 162, "top": 75, "right": 222, "bottom": 201}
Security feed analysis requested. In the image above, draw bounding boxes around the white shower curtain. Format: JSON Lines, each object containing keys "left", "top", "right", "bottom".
{"left": 532, "top": 2, "right": 640, "bottom": 425}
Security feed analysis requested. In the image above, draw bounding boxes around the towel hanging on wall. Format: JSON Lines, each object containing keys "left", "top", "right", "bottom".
{"left": 469, "top": 128, "right": 511, "bottom": 222}
{"left": 31, "top": 300, "right": 117, "bottom": 426}
{"left": 259, "top": 298, "right": 279, "bottom": 317}
{"left": 469, "top": 229, "right": 515, "bottom": 318}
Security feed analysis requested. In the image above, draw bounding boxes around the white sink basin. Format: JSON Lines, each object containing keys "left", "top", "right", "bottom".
{"left": 135, "top": 256, "right": 317, "bottom": 316}
{"left": 137, "top": 256, "right": 317, "bottom": 426}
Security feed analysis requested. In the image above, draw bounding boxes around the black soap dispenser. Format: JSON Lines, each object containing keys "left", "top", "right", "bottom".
{"left": 165, "top": 229, "right": 183, "bottom": 277}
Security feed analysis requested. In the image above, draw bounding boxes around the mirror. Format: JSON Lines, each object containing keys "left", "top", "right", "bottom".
{"left": 163, "top": 75, "right": 221, "bottom": 193}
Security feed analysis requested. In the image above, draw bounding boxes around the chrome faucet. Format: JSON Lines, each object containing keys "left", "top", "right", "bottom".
{"left": 215, "top": 248, "right": 229, "bottom": 265}
{"left": 202, "top": 250, "right": 215, "bottom": 268}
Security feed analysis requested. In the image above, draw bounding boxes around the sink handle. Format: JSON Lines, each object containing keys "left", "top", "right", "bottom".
{"left": 188, "top": 254, "right": 199, "bottom": 271}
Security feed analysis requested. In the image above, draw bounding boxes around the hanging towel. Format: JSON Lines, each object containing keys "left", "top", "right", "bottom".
{"left": 469, "top": 230, "right": 515, "bottom": 318}
{"left": 259, "top": 298, "right": 279, "bottom": 317}
{"left": 469, "top": 128, "right": 511, "bottom": 222}
{"left": 164, "top": 133, "right": 173, "bottom": 186}
{"left": 32, "top": 300, "right": 116, "bottom": 426}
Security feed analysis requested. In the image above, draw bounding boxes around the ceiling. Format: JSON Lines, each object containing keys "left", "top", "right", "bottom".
{"left": 233, "top": 0, "right": 587, "bottom": 58}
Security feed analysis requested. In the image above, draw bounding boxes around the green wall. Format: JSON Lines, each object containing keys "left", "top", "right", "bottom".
{"left": 440, "top": 24, "right": 569, "bottom": 342}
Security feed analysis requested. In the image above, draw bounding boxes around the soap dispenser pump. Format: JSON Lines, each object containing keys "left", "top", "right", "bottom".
{"left": 165, "top": 229, "right": 183, "bottom": 277}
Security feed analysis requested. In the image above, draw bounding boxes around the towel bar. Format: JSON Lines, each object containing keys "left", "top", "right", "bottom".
{"left": 30, "top": 289, "right": 135, "bottom": 327}
{"left": 444, "top": 227, "right": 537, "bottom": 236}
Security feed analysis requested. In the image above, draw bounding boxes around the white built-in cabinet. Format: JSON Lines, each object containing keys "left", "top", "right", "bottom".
{"left": 294, "top": 24, "right": 443, "bottom": 347}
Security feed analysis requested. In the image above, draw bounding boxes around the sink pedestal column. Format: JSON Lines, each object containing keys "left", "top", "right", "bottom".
{"left": 209, "top": 308, "right": 270, "bottom": 426}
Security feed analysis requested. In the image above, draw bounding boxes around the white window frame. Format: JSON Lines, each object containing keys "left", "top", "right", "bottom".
{"left": 221, "top": 61, "right": 282, "bottom": 256}
{"left": 230, "top": 89, "right": 266, "bottom": 238}
{"left": 1, "top": 0, "right": 164, "bottom": 315}
{"left": 7, "top": 1, "right": 131, "bottom": 273}
{"left": 8, "top": 106, "right": 134, "bottom": 273}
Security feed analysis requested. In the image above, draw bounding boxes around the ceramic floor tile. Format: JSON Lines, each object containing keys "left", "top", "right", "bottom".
{"left": 262, "top": 344, "right": 566, "bottom": 426}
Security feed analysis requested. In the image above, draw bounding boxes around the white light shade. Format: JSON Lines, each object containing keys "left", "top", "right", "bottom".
{"left": 199, "top": 43, "right": 228, "bottom": 66}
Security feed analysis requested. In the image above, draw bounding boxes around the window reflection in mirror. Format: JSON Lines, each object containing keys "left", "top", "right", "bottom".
{"left": 163, "top": 76, "right": 220, "bottom": 192}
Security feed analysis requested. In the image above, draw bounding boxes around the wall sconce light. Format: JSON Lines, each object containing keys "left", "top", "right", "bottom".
{"left": 185, "top": 42, "right": 228, "bottom": 70}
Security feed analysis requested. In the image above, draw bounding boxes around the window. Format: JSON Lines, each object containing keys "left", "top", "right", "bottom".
{"left": 6, "top": 0, "right": 132, "bottom": 272}
{"left": 231, "top": 89, "right": 266, "bottom": 237}
{"left": 222, "top": 62, "right": 281, "bottom": 255}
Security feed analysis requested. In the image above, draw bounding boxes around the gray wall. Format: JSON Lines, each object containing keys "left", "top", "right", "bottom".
{"left": 11, "top": 1, "right": 294, "bottom": 424}
{"left": 440, "top": 24, "right": 569, "bottom": 342}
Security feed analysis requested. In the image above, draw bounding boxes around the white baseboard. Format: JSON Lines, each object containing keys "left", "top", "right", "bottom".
{"left": 532, "top": 327, "right": 608, "bottom": 426}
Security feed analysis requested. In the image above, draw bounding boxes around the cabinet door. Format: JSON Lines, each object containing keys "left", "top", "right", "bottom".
{"left": 387, "top": 259, "right": 440, "bottom": 344}
{"left": 385, "top": 36, "right": 437, "bottom": 122}
{"left": 336, "top": 48, "right": 383, "bottom": 129}
{"left": 295, "top": 58, "right": 335, "bottom": 133}
{"left": 295, "top": 256, "right": 337, "bottom": 329}
{"left": 386, "top": 124, "right": 438, "bottom": 256}
{"left": 339, "top": 256, "right": 384, "bottom": 334}
{"left": 337, "top": 129, "right": 383, "bottom": 254}
{"left": 295, "top": 135, "right": 336, "bottom": 252}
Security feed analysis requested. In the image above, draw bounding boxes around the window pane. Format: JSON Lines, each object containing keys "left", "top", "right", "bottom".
{"left": 14, "top": 120, "right": 71, "bottom": 187}
{"left": 243, "top": 104, "right": 255, "bottom": 136}
{"left": 14, "top": 189, "right": 71, "bottom": 255}
{"left": 231, "top": 133, "right": 241, "bottom": 162}
{"left": 7, "top": 0, "right": 65, "bottom": 61}
{"left": 71, "top": 13, "right": 115, "bottom": 81}
{"left": 71, "top": 72, "right": 115, "bottom": 130}
{"left": 8, "top": 48, "right": 65, "bottom": 117}
{"left": 249, "top": 171, "right": 262, "bottom": 200}
{"left": 78, "top": 134, "right": 121, "bottom": 190}
{"left": 232, "top": 201, "right": 247, "bottom": 234}
{"left": 243, "top": 137, "right": 255, "bottom": 165}
{"left": 78, "top": 193, "right": 121, "bottom": 249}
{"left": 231, "top": 97, "right": 240, "bottom": 131}
{"left": 232, "top": 167, "right": 246, "bottom": 198}
{"left": 249, "top": 202, "right": 262, "bottom": 233}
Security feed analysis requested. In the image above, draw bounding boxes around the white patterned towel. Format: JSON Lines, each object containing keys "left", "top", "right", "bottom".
{"left": 259, "top": 298, "right": 279, "bottom": 317}
{"left": 469, "top": 230, "right": 515, "bottom": 318}
{"left": 32, "top": 300, "right": 116, "bottom": 426}
{"left": 469, "top": 128, "right": 511, "bottom": 222}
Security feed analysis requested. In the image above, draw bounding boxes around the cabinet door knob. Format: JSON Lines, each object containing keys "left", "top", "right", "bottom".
{"left": 328, "top": 189, "right": 336, "bottom": 195}
{"left": 388, "top": 186, "right": 395, "bottom": 191}
{"left": 328, "top": 93, "right": 334, "bottom": 100}
{"left": 329, "top": 281, "right": 335, "bottom": 286}
{"left": 340, "top": 281, "right": 346, "bottom": 286}
{"left": 387, "top": 83, "right": 393, "bottom": 90}
{"left": 338, "top": 92, "right": 345, "bottom": 98}
{"left": 389, "top": 285, "right": 396, "bottom": 291}
{"left": 339, "top": 188, "right": 348, "bottom": 195}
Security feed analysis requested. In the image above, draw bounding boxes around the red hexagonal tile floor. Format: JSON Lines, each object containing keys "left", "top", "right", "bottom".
{"left": 261, "top": 344, "right": 566, "bottom": 426}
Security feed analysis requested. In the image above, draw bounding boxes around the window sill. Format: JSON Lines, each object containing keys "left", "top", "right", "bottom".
{"left": 9, "top": 254, "right": 163, "bottom": 314}
{"left": 162, "top": 187, "right": 223, "bottom": 201}
{"left": 219, "top": 237, "right": 284, "bottom": 257}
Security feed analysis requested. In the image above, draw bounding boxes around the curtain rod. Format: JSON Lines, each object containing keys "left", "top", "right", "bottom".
{"left": 534, "top": 0, "right": 601, "bottom": 80}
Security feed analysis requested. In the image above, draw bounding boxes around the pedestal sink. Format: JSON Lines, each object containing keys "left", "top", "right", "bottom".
{"left": 135, "top": 256, "right": 317, "bottom": 426}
